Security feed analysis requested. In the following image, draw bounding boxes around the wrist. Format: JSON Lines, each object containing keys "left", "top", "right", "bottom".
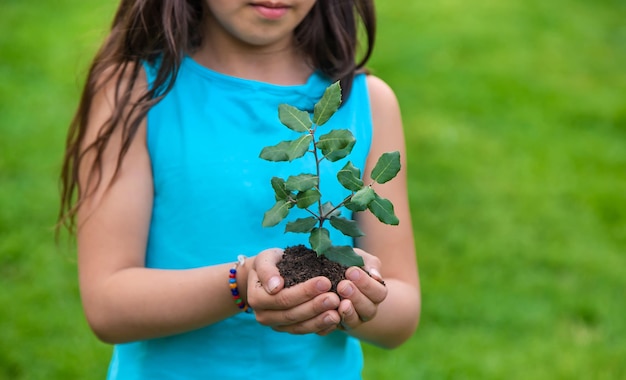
{"left": 237, "top": 255, "right": 255, "bottom": 304}
{"left": 228, "top": 255, "right": 254, "bottom": 313}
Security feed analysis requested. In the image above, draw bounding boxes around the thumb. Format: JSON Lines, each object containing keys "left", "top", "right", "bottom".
{"left": 254, "top": 248, "right": 285, "bottom": 294}
{"left": 354, "top": 248, "right": 384, "bottom": 284}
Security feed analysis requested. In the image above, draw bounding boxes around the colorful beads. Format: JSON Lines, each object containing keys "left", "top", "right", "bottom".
{"left": 229, "top": 255, "right": 252, "bottom": 313}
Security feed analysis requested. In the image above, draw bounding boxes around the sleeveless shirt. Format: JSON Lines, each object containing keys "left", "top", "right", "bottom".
{"left": 106, "top": 56, "right": 373, "bottom": 379}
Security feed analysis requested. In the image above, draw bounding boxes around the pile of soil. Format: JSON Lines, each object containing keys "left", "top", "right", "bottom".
{"left": 277, "top": 245, "right": 348, "bottom": 293}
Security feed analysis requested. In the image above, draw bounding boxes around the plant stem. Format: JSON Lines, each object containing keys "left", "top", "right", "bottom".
{"left": 310, "top": 127, "right": 324, "bottom": 227}
{"left": 322, "top": 194, "right": 353, "bottom": 219}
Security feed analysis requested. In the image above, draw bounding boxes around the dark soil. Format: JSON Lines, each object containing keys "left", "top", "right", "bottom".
{"left": 277, "top": 245, "right": 348, "bottom": 293}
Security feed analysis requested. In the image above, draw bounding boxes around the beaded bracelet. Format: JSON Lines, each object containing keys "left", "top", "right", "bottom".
{"left": 229, "top": 255, "right": 252, "bottom": 313}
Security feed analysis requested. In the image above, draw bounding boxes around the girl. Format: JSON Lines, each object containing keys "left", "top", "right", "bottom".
{"left": 59, "top": 0, "right": 420, "bottom": 378}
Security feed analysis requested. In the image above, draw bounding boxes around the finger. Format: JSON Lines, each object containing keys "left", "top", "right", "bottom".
{"left": 337, "top": 278, "right": 376, "bottom": 324}
{"left": 271, "top": 309, "right": 341, "bottom": 335}
{"left": 254, "top": 248, "right": 284, "bottom": 294}
{"left": 337, "top": 299, "right": 360, "bottom": 330}
{"left": 249, "top": 275, "right": 333, "bottom": 311}
{"left": 337, "top": 268, "right": 387, "bottom": 324}
{"left": 344, "top": 267, "right": 388, "bottom": 305}
{"left": 316, "top": 323, "right": 340, "bottom": 336}
{"left": 255, "top": 289, "right": 340, "bottom": 335}
{"left": 255, "top": 291, "right": 340, "bottom": 327}
{"left": 355, "top": 248, "right": 385, "bottom": 284}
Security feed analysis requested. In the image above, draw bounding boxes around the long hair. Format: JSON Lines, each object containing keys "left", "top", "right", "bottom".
{"left": 58, "top": 0, "right": 376, "bottom": 234}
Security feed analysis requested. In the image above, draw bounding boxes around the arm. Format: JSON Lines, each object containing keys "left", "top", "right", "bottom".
{"left": 76, "top": 66, "right": 254, "bottom": 344}
{"left": 333, "top": 75, "right": 420, "bottom": 348}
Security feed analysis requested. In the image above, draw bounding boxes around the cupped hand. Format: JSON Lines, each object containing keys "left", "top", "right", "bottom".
{"left": 247, "top": 248, "right": 342, "bottom": 335}
{"left": 336, "top": 248, "right": 388, "bottom": 331}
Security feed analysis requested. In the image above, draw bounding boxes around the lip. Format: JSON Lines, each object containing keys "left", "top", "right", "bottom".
{"left": 250, "top": 2, "right": 291, "bottom": 20}
{"left": 252, "top": 1, "right": 290, "bottom": 8}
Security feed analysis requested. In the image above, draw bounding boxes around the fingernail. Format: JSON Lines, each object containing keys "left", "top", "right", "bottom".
{"left": 267, "top": 276, "right": 280, "bottom": 293}
{"left": 316, "top": 279, "right": 330, "bottom": 292}
{"left": 369, "top": 268, "right": 382, "bottom": 281}
{"left": 342, "top": 307, "right": 354, "bottom": 318}
{"left": 340, "top": 283, "right": 354, "bottom": 297}
{"left": 324, "top": 314, "right": 339, "bottom": 325}
{"left": 347, "top": 268, "right": 361, "bottom": 281}
{"left": 323, "top": 296, "right": 338, "bottom": 309}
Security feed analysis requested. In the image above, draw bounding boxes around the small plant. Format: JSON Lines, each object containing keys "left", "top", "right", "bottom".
{"left": 260, "top": 82, "right": 401, "bottom": 268}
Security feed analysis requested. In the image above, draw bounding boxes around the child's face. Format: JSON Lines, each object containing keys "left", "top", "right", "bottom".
{"left": 204, "top": 0, "right": 317, "bottom": 48}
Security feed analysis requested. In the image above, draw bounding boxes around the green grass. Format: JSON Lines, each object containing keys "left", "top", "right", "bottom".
{"left": 1, "top": 0, "right": 625, "bottom": 379}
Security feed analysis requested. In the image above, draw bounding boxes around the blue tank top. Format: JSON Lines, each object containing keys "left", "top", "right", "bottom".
{"left": 107, "top": 56, "right": 373, "bottom": 379}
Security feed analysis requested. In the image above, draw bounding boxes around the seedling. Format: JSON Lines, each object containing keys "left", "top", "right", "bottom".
{"left": 260, "top": 82, "right": 401, "bottom": 267}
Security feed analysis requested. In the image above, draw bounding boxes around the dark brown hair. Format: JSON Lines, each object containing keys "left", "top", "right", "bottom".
{"left": 58, "top": 0, "right": 376, "bottom": 233}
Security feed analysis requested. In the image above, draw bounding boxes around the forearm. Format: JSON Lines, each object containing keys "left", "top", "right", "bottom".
{"left": 345, "top": 278, "right": 420, "bottom": 349}
{"left": 81, "top": 259, "right": 254, "bottom": 344}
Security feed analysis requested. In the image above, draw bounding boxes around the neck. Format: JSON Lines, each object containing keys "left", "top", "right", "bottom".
{"left": 192, "top": 29, "right": 313, "bottom": 86}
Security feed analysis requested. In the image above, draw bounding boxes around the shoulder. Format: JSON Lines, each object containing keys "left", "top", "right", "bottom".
{"left": 80, "top": 61, "right": 150, "bottom": 186}
{"left": 85, "top": 62, "right": 149, "bottom": 142}
{"left": 364, "top": 75, "right": 403, "bottom": 146}
{"left": 365, "top": 75, "right": 400, "bottom": 115}
{"left": 92, "top": 62, "right": 149, "bottom": 112}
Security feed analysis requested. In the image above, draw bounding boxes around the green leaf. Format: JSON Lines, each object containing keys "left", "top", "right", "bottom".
{"left": 368, "top": 194, "right": 399, "bottom": 225}
{"left": 329, "top": 216, "right": 365, "bottom": 237}
{"left": 286, "top": 135, "right": 313, "bottom": 161}
{"left": 270, "top": 177, "right": 291, "bottom": 201}
{"left": 344, "top": 199, "right": 367, "bottom": 212}
{"left": 371, "top": 151, "right": 401, "bottom": 184}
{"left": 285, "top": 217, "right": 318, "bottom": 233}
{"left": 337, "top": 161, "right": 363, "bottom": 191}
{"left": 296, "top": 189, "right": 321, "bottom": 208}
{"left": 350, "top": 186, "right": 375, "bottom": 208}
{"left": 259, "top": 135, "right": 312, "bottom": 162}
{"left": 262, "top": 200, "right": 292, "bottom": 227}
{"left": 259, "top": 141, "right": 290, "bottom": 161}
{"left": 317, "top": 129, "right": 356, "bottom": 162}
{"left": 324, "top": 246, "right": 365, "bottom": 267}
{"left": 285, "top": 174, "right": 318, "bottom": 192}
{"left": 310, "top": 227, "right": 331, "bottom": 255}
{"left": 313, "top": 81, "right": 342, "bottom": 126}
{"left": 321, "top": 201, "right": 341, "bottom": 218}
{"left": 325, "top": 145, "right": 355, "bottom": 162}
{"left": 278, "top": 104, "right": 312, "bottom": 132}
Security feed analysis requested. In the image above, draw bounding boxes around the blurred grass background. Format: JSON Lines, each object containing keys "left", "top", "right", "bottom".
{"left": 1, "top": 0, "right": 624, "bottom": 379}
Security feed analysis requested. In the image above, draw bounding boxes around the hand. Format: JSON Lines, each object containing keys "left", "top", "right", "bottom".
{"left": 336, "top": 248, "right": 387, "bottom": 331}
{"left": 247, "top": 248, "right": 342, "bottom": 335}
